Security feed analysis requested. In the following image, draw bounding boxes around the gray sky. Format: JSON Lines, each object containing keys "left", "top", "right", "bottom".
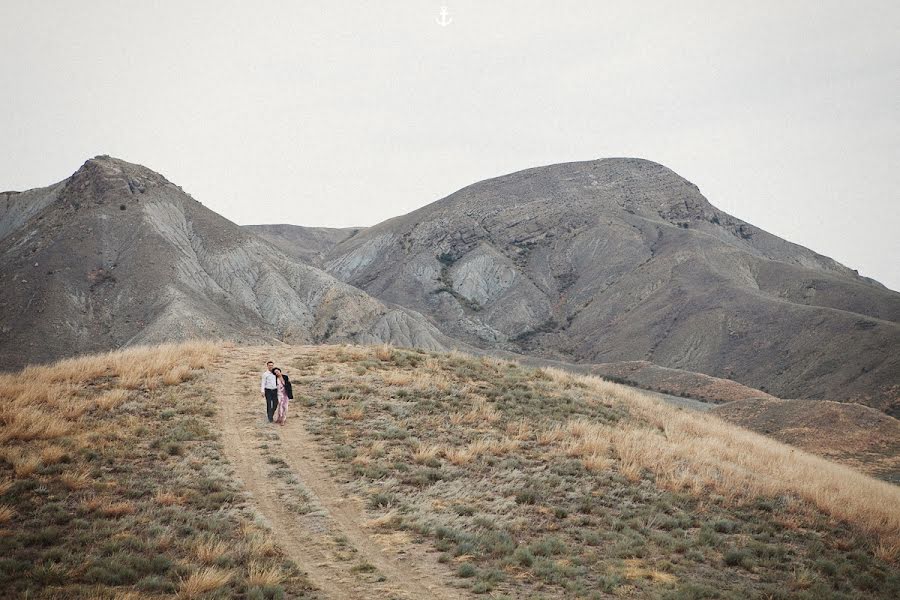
{"left": 2, "top": 1, "right": 898, "bottom": 290}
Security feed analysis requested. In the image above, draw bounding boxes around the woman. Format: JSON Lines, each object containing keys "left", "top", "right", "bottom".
{"left": 272, "top": 367, "right": 293, "bottom": 425}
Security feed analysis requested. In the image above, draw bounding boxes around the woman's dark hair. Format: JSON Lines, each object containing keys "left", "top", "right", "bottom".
{"left": 272, "top": 367, "right": 282, "bottom": 375}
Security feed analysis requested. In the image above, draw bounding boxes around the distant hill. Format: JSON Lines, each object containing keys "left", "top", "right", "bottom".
{"left": 713, "top": 398, "right": 900, "bottom": 482}
{"left": 587, "top": 360, "right": 776, "bottom": 404}
{"left": 319, "top": 158, "right": 900, "bottom": 415}
{"left": 0, "top": 156, "right": 453, "bottom": 369}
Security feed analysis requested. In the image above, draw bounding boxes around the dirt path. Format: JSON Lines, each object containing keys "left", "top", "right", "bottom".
{"left": 215, "top": 347, "right": 464, "bottom": 600}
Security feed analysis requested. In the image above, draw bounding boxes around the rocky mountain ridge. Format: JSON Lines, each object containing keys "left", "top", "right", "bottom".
{"left": 0, "top": 156, "right": 455, "bottom": 369}
{"left": 309, "top": 158, "right": 900, "bottom": 414}
{"left": 3, "top": 155, "right": 898, "bottom": 417}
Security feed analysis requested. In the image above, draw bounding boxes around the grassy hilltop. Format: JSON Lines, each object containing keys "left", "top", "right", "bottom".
{"left": 0, "top": 343, "right": 316, "bottom": 599}
{"left": 1, "top": 342, "right": 899, "bottom": 599}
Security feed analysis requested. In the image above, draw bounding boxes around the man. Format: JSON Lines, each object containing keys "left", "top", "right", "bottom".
{"left": 261, "top": 360, "right": 278, "bottom": 422}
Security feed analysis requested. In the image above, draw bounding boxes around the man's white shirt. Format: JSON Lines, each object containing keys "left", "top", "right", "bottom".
{"left": 261, "top": 370, "right": 276, "bottom": 393}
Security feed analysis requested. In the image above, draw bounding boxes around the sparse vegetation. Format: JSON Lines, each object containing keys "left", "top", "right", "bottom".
{"left": 294, "top": 344, "right": 900, "bottom": 598}
{"left": 0, "top": 342, "right": 318, "bottom": 599}
{"left": 4, "top": 341, "right": 899, "bottom": 598}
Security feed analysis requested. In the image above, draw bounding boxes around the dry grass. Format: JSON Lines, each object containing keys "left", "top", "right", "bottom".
{"left": 537, "top": 423, "right": 566, "bottom": 446}
{"left": 0, "top": 342, "right": 217, "bottom": 433}
{"left": 364, "top": 510, "right": 401, "bottom": 529}
{"left": 162, "top": 365, "right": 194, "bottom": 385}
{"left": 505, "top": 419, "right": 533, "bottom": 441}
{"left": 0, "top": 504, "right": 14, "bottom": 524}
{"left": 0, "top": 447, "right": 43, "bottom": 477}
{"left": 382, "top": 370, "right": 415, "bottom": 386}
{"left": 97, "top": 499, "right": 137, "bottom": 518}
{"left": 245, "top": 532, "right": 279, "bottom": 559}
{"left": 178, "top": 567, "right": 233, "bottom": 597}
{"left": 60, "top": 469, "right": 92, "bottom": 491}
{"left": 340, "top": 406, "right": 365, "bottom": 421}
{"left": 154, "top": 490, "right": 184, "bottom": 506}
{"left": 412, "top": 443, "right": 442, "bottom": 464}
{"left": 3, "top": 340, "right": 217, "bottom": 387}
{"left": 449, "top": 398, "right": 500, "bottom": 426}
{"left": 0, "top": 341, "right": 318, "bottom": 598}
{"left": 374, "top": 344, "right": 394, "bottom": 362}
{"left": 623, "top": 558, "right": 677, "bottom": 584}
{"left": 39, "top": 444, "right": 69, "bottom": 465}
{"left": 95, "top": 388, "right": 129, "bottom": 411}
{"left": 0, "top": 407, "right": 71, "bottom": 444}
{"left": 411, "top": 370, "right": 451, "bottom": 392}
{"left": 246, "top": 562, "right": 284, "bottom": 587}
{"left": 195, "top": 537, "right": 230, "bottom": 564}
{"left": 444, "top": 437, "right": 519, "bottom": 465}
{"left": 540, "top": 369, "right": 900, "bottom": 561}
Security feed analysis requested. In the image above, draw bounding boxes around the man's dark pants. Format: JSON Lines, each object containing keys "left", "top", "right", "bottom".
{"left": 264, "top": 388, "right": 278, "bottom": 422}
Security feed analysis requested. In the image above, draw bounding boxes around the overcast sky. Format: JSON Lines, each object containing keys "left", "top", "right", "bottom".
{"left": 1, "top": 1, "right": 898, "bottom": 290}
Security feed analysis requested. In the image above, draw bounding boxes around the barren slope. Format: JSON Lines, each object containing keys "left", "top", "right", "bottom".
{"left": 0, "top": 157, "right": 454, "bottom": 369}
{"left": 321, "top": 158, "right": 900, "bottom": 414}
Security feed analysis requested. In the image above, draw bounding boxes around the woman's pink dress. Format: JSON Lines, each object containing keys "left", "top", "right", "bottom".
{"left": 274, "top": 379, "right": 289, "bottom": 424}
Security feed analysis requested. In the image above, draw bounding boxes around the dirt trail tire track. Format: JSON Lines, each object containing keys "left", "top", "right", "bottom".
{"left": 216, "top": 348, "right": 464, "bottom": 600}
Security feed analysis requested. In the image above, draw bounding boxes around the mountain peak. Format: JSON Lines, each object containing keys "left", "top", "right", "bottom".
{"left": 60, "top": 155, "right": 171, "bottom": 207}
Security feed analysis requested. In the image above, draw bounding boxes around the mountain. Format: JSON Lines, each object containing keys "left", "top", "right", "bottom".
{"left": 0, "top": 156, "right": 454, "bottom": 369}
{"left": 243, "top": 224, "right": 364, "bottom": 268}
{"left": 320, "top": 158, "right": 900, "bottom": 415}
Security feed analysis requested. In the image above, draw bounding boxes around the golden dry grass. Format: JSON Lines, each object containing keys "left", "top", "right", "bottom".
{"left": 95, "top": 388, "right": 129, "bottom": 411}
{"left": 162, "top": 365, "right": 193, "bottom": 386}
{"left": 623, "top": 558, "right": 677, "bottom": 583}
{"left": 0, "top": 448, "right": 42, "bottom": 477}
{"left": 248, "top": 536, "right": 279, "bottom": 559}
{"left": 246, "top": 562, "right": 284, "bottom": 587}
{"left": 178, "top": 567, "right": 233, "bottom": 597}
{"left": 0, "top": 504, "right": 14, "bottom": 524}
{"left": 340, "top": 405, "right": 365, "bottom": 421}
{"left": 98, "top": 499, "right": 137, "bottom": 518}
{"left": 0, "top": 341, "right": 308, "bottom": 598}
{"left": 39, "top": 444, "right": 69, "bottom": 465}
{"left": 505, "top": 419, "right": 533, "bottom": 441}
{"left": 195, "top": 537, "right": 230, "bottom": 564}
{"left": 154, "top": 490, "right": 184, "bottom": 506}
{"left": 444, "top": 436, "right": 519, "bottom": 465}
{"left": 540, "top": 368, "right": 900, "bottom": 561}
{"left": 449, "top": 397, "right": 500, "bottom": 426}
{"left": 60, "top": 469, "right": 92, "bottom": 491}
{"left": 381, "top": 370, "right": 415, "bottom": 386}
{"left": 0, "top": 342, "right": 217, "bottom": 441}
{"left": 3, "top": 340, "right": 216, "bottom": 387}
{"left": 374, "top": 344, "right": 394, "bottom": 362}
{"left": 364, "top": 509, "right": 401, "bottom": 529}
{"left": 412, "top": 443, "right": 442, "bottom": 464}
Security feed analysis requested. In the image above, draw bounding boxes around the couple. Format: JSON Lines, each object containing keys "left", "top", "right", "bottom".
{"left": 261, "top": 360, "right": 293, "bottom": 425}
